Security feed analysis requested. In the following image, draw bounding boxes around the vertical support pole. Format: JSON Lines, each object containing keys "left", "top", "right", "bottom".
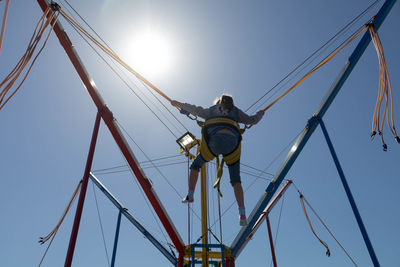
{"left": 225, "top": 257, "right": 235, "bottom": 267}
{"left": 178, "top": 253, "right": 184, "bottom": 267}
{"left": 200, "top": 165, "right": 209, "bottom": 267}
{"left": 191, "top": 245, "right": 195, "bottom": 267}
{"left": 220, "top": 246, "right": 225, "bottom": 267}
{"left": 320, "top": 120, "right": 380, "bottom": 267}
{"left": 111, "top": 209, "right": 123, "bottom": 267}
{"left": 265, "top": 215, "right": 277, "bottom": 267}
{"left": 65, "top": 112, "right": 101, "bottom": 267}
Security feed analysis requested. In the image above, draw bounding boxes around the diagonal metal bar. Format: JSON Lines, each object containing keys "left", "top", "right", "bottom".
{"left": 320, "top": 119, "right": 379, "bottom": 266}
{"left": 65, "top": 112, "right": 101, "bottom": 267}
{"left": 230, "top": 0, "right": 396, "bottom": 260}
{"left": 111, "top": 210, "right": 122, "bottom": 267}
{"left": 90, "top": 173, "right": 177, "bottom": 266}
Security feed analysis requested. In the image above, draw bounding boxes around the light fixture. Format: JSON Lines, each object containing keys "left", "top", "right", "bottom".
{"left": 176, "top": 132, "right": 197, "bottom": 152}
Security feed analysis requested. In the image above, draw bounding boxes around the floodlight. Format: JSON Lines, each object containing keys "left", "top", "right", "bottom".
{"left": 176, "top": 132, "right": 197, "bottom": 152}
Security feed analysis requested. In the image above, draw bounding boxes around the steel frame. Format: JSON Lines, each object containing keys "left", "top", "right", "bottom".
{"left": 34, "top": 0, "right": 397, "bottom": 266}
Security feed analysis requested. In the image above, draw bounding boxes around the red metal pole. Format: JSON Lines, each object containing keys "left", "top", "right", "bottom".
{"left": 249, "top": 180, "right": 292, "bottom": 240}
{"left": 36, "top": 0, "right": 185, "bottom": 258}
{"left": 225, "top": 257, "right": 235, "bottom": 267}
{"left": 65, "top": 112, "right": 101, "bottom": 267}
{"left": 178, "top": 253, "right": 184, "bottom": 267}
{"left": 266, "top": 215, "right": 278, "bottom": 267}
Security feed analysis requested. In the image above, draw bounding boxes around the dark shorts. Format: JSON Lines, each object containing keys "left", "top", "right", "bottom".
{"left": 190, "top": 133, "right": 241, "bottom": 185}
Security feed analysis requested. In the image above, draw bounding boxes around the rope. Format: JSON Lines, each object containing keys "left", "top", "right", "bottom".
{"left": 217, "top": 191, "right": 223, "bottom": 244}
{"left": 269, "top": 194, "right": 285, "bottom": 267}
{"left": 368, "top": 24, "right": 399, "bottom": 150}
{"left": 209, "top": 129, "right": 302, "bottom": 229}
{"left": 62, "top": 14, "right": 181, "bottom": 139}
{"left": 260, "top": 26, "right": 367, "bottom": 113}
{"left": 299, "top": 194, "right": 331, "bottom": 257}
{"left": 63, "top": 0, "right": 189, "bottom": 135}
{"left": 0, "top": 7, "right": 58, "bottom": 111}
{"left": 246, "top": 0, "right": 379, "bottom": 113}
{"left": 294, "top": 184, "right": 358, "bottom": 266}
{"left": 60, "top": 2, "right": 191, "bottom": 138}
{"left": 92, "top": 182, "right": 111, "bottom": 266}
{"left": 116, "top": 120, "right": 202, "bottom": 223}
{"left": 92, "top": 155, "right": 184, "bottom": 173}
{"left": 117, "top": 121, "right": 183, "bottom": 198}
{"left": 57, "top": 8, "right": 173, "bottom": 104}
{"left": 57, "top": 4, "right": 195, "bottom": 134}
{"left": 38, "top": 180, "right": 82, "bottom": 266}
{"left": 121, "top": 151, "right": 172, "bottom": 250}
{"left": 187, "top": 155, "right": 191, "bottom": 244}
{"left": 0, "top": 0, "right": 10, "bottom": 55}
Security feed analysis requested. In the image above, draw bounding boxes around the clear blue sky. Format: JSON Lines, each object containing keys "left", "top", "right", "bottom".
{"left": 1, "top": 0, "right": 399, "bottom": 266}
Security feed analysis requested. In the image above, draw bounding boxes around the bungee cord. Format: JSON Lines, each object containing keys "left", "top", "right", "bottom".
{"left": 62, "top": 14, "right": 182, "bottom": 139}
{"left": 0, "top": 0, "right": 10, "bottom": 55}
{"left": 368, "top": 24, "right": 399, "bottom": 150}
{"left": 300, "top": 193, "right": 331, "bottom": 257}
{"left": 38, "top": 180, "right": 82, "bottom": 266}
{"left": 292, "top": 183, "right": 358, "bottom": 266}
{"left": 209, "top": 129, "right": 303, "bottom": 230}
{"left": 59, "top": 0, "right": 190, "bottom": 139}
{"left": 57, "top": 6, "right": 174, "bottom": 103}
{"left": 246, "top": 0, "right": 380, "bottom": 113}
{"left": 0, "top": 6, "right": 59, "bottom": 111}
{"left": 259, "top": 25, "right": 367, "bottom": 113}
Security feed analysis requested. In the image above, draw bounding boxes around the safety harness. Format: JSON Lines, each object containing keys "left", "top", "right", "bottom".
{"left": 198, "top": 117, "right": 244, "bottom": 196}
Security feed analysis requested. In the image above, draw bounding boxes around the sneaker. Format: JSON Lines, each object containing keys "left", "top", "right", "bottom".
{"left": 182, "top": 195, "right": 194, "bottom": 204}
{"left": 239, "top": 215, "right": 247, "bottom": 226}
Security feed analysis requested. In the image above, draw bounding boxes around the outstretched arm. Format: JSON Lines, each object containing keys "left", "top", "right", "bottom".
{"left": 237, "top": 108, "right": 264, "bottom": 125}
{"left": 171, "top": 100, "right": 210, "bottom": 119}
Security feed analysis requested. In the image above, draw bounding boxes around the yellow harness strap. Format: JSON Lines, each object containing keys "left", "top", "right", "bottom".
{"left": 199, "top": 117, "right": 243, "bottom": 197}
{"left": 214, "top": 157, "right": 224, "bottom": 197}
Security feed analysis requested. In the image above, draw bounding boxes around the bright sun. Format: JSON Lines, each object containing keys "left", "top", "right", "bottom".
{"left": 122, "top": 29, "right": 174, "bottom": 79}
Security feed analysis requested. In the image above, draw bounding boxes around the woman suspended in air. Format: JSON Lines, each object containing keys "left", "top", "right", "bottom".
{"left": 171, "top": 94, "right": 264, "bottom": 226}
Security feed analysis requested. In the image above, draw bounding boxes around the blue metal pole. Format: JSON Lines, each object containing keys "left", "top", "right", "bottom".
{"left": 320, "top": 120, "right": 380, "bottom": 266}
{"left": 191, "top": 245, "right": 195, "bottom": 267}
{"left": 230, "top": 0, "right": 396, "bottom": 259}
{"left": 89, "top": 173, "right": 177, "bottom": 266}
{"left": 111, "top": 210, "right": 123, "bottom": 267}
{"left": 221, "top": 245, "right": 225, "bottom": 267}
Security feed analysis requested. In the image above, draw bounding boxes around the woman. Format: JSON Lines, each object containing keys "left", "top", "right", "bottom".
{"left": 171, "top": 94, "right": 264, "bottom": 226}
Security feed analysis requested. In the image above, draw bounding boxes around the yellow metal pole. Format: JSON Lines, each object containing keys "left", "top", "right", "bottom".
{"left": 200, "top": 165, "right": 209, "bottom": 266}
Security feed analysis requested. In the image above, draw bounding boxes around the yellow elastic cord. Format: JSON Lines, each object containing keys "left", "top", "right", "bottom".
{"left": 0, "top": 7, "right": 58, "bottom": 111}
{"left": 368, "top": 24, "right": 399, "bottom": 149}
{"left": 300, "top": 194, "right": 331, "bottom": 257}
{"left": 262, "top": 26, "right": 367, "bottom": 113}
{"left": 59, "top": 9, "right": 173, "bottom": 104}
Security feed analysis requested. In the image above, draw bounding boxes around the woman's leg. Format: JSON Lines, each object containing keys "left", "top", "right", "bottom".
{"left": 183, "top": 154, "right": 205, "bottom": 203}
{"left": 232, "top": 181, "right": 244, "bottom": 207}
{"left": 229, "top": 161, "right": 247, "bottom": 226}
